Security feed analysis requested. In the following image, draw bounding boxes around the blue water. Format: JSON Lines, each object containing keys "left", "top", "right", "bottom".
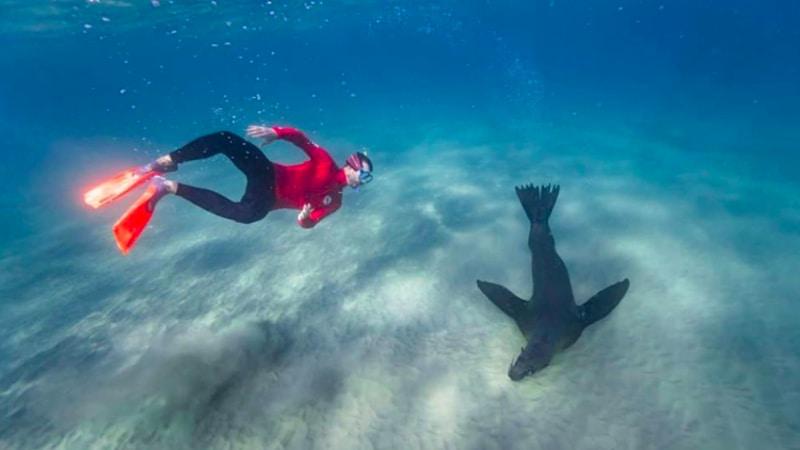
{"left": 2, "top": 1, "right": 799, "bottom": 449}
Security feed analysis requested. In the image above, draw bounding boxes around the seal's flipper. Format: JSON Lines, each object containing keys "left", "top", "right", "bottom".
{"left": 477, "top": 280, "right": 528, "bottom": 318}
{"left": 579, "top": 278, "right": 630, "bottom": 326}
{"left": 515, "top": 184, "right": 559, "bottom": 224}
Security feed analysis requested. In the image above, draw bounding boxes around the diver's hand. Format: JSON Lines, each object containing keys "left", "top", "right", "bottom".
{"left": 298, "top": 203, "right": 313, "bottom": 221}
{"left": 246, "top": 124, "right": 278, "bottom": 146}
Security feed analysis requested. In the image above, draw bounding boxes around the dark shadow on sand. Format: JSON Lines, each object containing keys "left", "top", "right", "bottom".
{"left": 172, "top": 237, "right": 263, "bottom": 275}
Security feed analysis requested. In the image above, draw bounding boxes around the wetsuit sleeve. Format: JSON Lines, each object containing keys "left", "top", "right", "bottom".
{"left": 298, "top": 199, "right": 342, "bottom": 229}
{"left": 271, "top": 126, "right": 326, "bottom": 160}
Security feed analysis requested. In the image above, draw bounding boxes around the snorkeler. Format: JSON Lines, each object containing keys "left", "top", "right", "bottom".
{"left": 84, "top": 125, "right": 374, "bottom": 254}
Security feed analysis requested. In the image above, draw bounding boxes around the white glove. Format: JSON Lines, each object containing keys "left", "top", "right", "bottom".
{"left": 246, "top": 124, "right": 278, "bottom": 146}
{"left": 298, "top": 203, "right": 313, "bottom": 221}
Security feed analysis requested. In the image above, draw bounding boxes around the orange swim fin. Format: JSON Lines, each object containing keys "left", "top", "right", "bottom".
{"left": 112, "top": 183, "right": 162, "bottom": 255}
{"left": 84, "top": 166, "right": 155, "bottom": 209}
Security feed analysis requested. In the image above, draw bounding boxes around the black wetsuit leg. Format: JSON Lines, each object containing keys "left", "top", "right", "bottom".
{"left": 169, "top": 131, "right": 275, "bottom": 224}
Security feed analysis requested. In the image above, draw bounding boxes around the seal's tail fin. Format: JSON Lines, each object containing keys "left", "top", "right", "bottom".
{"left": 515, "top": 184, "right": 560, "bottom": 224}
{"left": 579, "top": 279, "right": 630, "bottom": 327}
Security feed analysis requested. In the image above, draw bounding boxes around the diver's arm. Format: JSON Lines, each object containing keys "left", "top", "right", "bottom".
{"left": 248, "top": 124, "right": 322, "bottom": 159}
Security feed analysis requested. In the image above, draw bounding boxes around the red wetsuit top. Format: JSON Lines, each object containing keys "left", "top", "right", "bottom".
{"left": 270, "top": 126, "right": 347, "bottom": 228}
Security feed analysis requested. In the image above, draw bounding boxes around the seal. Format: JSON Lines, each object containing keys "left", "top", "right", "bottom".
{"left": 477, "top": 184, "right": 630, "bottom": 380}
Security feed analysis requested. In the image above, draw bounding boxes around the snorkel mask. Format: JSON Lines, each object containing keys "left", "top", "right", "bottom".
{"left": 346, "top": 152, "right": 373, "bottom": 188}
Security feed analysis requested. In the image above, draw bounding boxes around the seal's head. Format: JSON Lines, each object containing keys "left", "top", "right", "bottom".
{"left": 508, "top": 343, "right": 549, "bottom": 381}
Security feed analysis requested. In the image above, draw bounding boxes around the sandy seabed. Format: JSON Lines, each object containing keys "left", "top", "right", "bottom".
{"left": 1, "top": 124, "right": 798, "bottom": 450}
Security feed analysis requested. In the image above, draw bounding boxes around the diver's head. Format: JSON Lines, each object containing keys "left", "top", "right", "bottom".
{"left": 508, "top": 345, "right": 545, "bottom": 381}
{"left": 344, "top": 151, "right": 373, "bottom": 189}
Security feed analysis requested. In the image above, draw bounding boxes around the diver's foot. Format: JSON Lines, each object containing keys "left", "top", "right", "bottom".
{"left": 154, "top": 175, "right": 177, "bottom": 193}
{"left": 148, "top": 176, "right": 176, "bottom": 207}
{"left": 142, "top": 154, "right": 177, "bottom": 174}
